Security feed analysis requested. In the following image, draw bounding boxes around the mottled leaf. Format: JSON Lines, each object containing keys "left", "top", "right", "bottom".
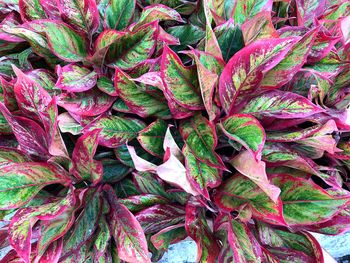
{"left": 180, "top": 114, "right": 225, "bottom": 169}
{"left": 219, "top": 37, "right": 296, "bottom": 113}
{"left": 56, "top": 64, "right": 97, "bottom": 92}
{"left": 214, "top": 173, "right": 286, "bottom": 226}
{"left": 137, "top": 119, "right": 167, "bottom": 157}
{"left": 105, "top": 185, "right": 151, "bottom": 263}
{"left": 105, "top": 0, "right": 135, "bottom": 30}
{"left": 84, "top": 115, "right": 146, "bottom": 148}
{"left": 272, "top": 174, "right": 350, "bottom": 226}
{"left": 241, "top": 90, "right": 323, "bottom": 119}
{"left": 57, "top": 0, "right": 100, "bottom": 33}
{"left": 220, "top": 113, "right": 265, "bottom": 160}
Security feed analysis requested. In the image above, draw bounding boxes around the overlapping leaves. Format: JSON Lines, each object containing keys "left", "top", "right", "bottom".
{"left": 0, "top": 0, "right": 350, "bottom": 262}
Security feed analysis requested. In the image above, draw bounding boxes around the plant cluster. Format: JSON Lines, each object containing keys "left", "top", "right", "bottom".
{"left": 0, "top": 0, "right": 350, "bottom": 262}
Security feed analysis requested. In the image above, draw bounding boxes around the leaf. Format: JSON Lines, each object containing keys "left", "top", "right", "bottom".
{"left": 84, "top": 115, "right": 146, "bottom": 148}
{"left": 106, "top": 21, "right": 158, "bottom": 69}
{"left": 71, "top": 129, "right": 103, "bottom": 184}
{"left": 137, "top": 119, "right": 167, "bottom": 157}
{"left": 216, "top": 215, "right": 263, "bottom": 262}
{"left": 233, "top": 0, "right": 273, "bottom": 24}
{"left": 191, "top": 53, "right": 219, "bottom": 121}
{"left": 219, "top": 37, "right": 296, "bottom": 113}
{"left": 150, "top": 223, "right": 187, "bottom": 250}
{"left": 230, "top": 150, "right": 280, "bottom": 203}
{"left": 183, "top": 144, "right": 221, "bottom": 200}
{"left": 256, "top": 221, "right": 324, "bottom": 261}
{"left": 41, "top": 21, "right": 88, "bottom": 62}
{"left": 185, "top": 198, "right": 220, "bottom": 263}
{"left": 37, "top": 207, "right": 76, "bottom": 258}
{"left": 0, "top": 147, "right": 31, "bottom": 168}
{"left": 119, "top": 194, "right": 168, "bottom": 212}
{"left": 215, "top": 19, "right": 244, "bottom": 62}
{"left": 56, "top": 64, "right": 97, "bottom": 92}
{"left": 262, "top": 143, "right": 320, "bottom": 176}
{"left": 214, "top": 173, "right": 286, "bottom": 226}
{"left": 241, "top": 11, "right": 278, "bottom": 45}
{"left": 156, "top": 149, "right": 199, "bottom": 196}
{"left": 0, "top": 162, "right": 71, "bottom": 209}
{"left": 135, "top": 204, "right": 185, "bottom": 234}
{"left": 137, "top": 4, "right": 184, "bottom": 27}
{"left": 57, "top": 112, "right": 82, "bottom": 135}
{"left": 0, "top": 102, "right": 50, "bottom": 158}
{"left": 296, "top": 0, "right": 326, "bottom": 26}
{"left": 161, "top": 45, "right": 203, "bottom": 110}
{"left": 37, "top": 239, "right": 63, "bottom": 263}
{"left": 105, "top": 185, "right": 151, "bottom": 263}
{"left": 93, "top": 216, "right": 111, "bottom": 259}
{"left": 261, "top": 28, "right": 319, "bottom": 89}
{"left": 272, "top": 174, "right": 350, "bottom": 226}
{"left": 97, "top": 76, "right": 115, "bottom": 96}
{"left": 12, "top": 66, "right": 51, "bottom": 124}
{"left": 133, "top": 171, "right": 170, "bottom": 198}
{"left": 9, "top": 191, "right": 75, "bottom": 263}
{"left": 57, "top": 0, "right": 100, "bottom": 33}
{"left": 57, "top": 88, "right": 115, "bottom": 117}
{"left": 220, "top": 113, "right": 265, "bottom": 160}
{"left": 19, "top": 0, "right": 47, "bottom": 22}
{"left": 62, "top": 189, "right": 102, "bottom": 257}
{"left": 114, "top": 68, "right": 170, "bottom": 118}
{"left": 179, "top": 114, "right": 225, "bottom": 169}
{"left": 105, "top": 0, "right": 135, "bottom": 30}
{"left": 241, "top": 90, "right": 324, "bottom": 119}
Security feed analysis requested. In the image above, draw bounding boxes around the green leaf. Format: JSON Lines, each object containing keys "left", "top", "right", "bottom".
{"left": 185, "top": 198, "right": 220, "bottom": 262}
{"left": 256, "top": 221, "right": 324, "bottom": 261}
{"left": 150, "top": 224, "right": 187, "bottom": 251}
{"left": 57, "top": 112, "right": 83, "bottom": 135}
{"left": 219, "top": 37, "right": 296, "bottom": 113}
{"left": 62, "top": 189, "right": 102, "bottom": 256}
{"left": 233, "top": 0, "right": 272, "bottom": 24}
{"left": 57, "top": 0, "right": 100, "bottom": 33}
{"left": 0, "top": 162, "right": 71, "bottom": 209}
{"left": 220, "top": 114, "right": 265, "bottom": 160}
{"left": 0, "top": 147, "right": 30, "bottom": 168}
{"left": 56, "top": 64, "right": 97, "bottom": 92}
{"left": 71, "top": 129, "right": 103, "bottom": 184}
{"left": 94, "top": 215, "right": 111, "bottom": 258}
{"left": 180, "top": 114, "right": 225, "bottom": 169}
{"left": 42, "top": 21, "right": 88, "bottom": 62}
{"left": 261, "top": 28, "right": 319, "bottom": 89}
{"left": 241, "top": 90, "right": 323, "bottom": 119}
{"left": 107, "top": 21, "right": 158, "bottom": 69}
{"left": 119, "top": 194, "right": 168, "bottom": 212}
{"left": 84, "top": 115, "right": 146, "bottom": 148}
{"left": 161, "top": 45, "right": 203, "bottom": 110}
{"left": 214, "top": 173, "right": 286, "bottom": 226}
{"left": 215, "top": 19, "right": 244, "bottom": 62}
{"left": 271, "top": 174, "right": 350, "bottom": 226}
{"left": 137, "top": 4, "right": 184, "bottom": 27}
{"left": 97, "top": 76, "right": 115, "bottom": 96}
{"left": 137, "top": 119, "right": 167, "bottom": 157}
{"left": 105, "top": 0, "right": 135, "bottom": 30}
{"left": 183, "top": 144, "right": 221, "bottom": 200}
{"left": 114, "top": 68, "right": 170, "bottom": 118}
{"left": 105, "top": 186, "right": 151, "bottom": 263}
{"left": 19, "top": 0, "right": 47, "bottom": 21}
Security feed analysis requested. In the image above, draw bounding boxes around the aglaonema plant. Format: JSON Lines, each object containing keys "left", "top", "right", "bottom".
{"left": 0, "top": 0, "right": 349, "bottom": 262}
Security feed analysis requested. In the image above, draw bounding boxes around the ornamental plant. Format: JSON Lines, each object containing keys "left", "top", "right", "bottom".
{"left": 0, "top": 0, "right": 350, "bottom": 262}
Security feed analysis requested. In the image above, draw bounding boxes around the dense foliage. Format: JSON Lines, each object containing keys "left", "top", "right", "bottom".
{"left": 0, "top": 0, "right": 349, "bottom": 262}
